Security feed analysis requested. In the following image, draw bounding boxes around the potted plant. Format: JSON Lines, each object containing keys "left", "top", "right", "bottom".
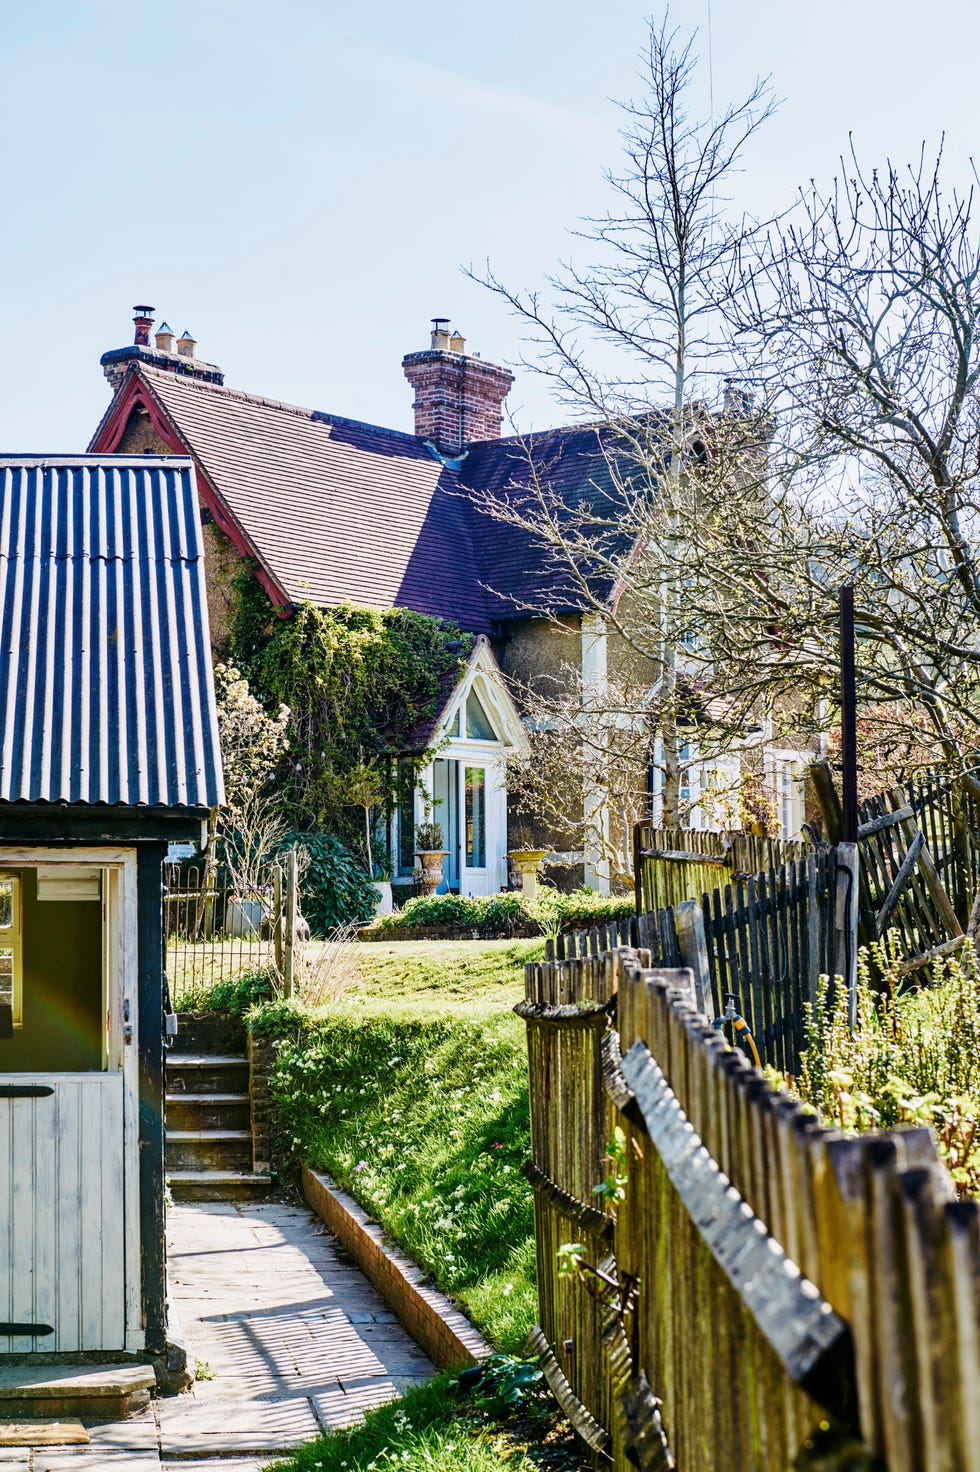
{"left": 371, "top": 867, "right": 393, "bottom": 917}
{"left": 414, "top": 821, "right": 449, "bottom": 895}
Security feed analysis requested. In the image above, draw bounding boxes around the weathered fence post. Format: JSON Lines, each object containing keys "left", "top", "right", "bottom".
{"left": 283, "top": 846, "right": 298, "bottom": 998}
{"left": 673, "top": 899, "right": 711, "bottom": 1016}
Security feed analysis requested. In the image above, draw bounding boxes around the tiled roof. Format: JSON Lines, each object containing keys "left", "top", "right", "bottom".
{"left": 459, "top": 424, "right": 643, "bottom": 617}
{"left": 91, "top": 365, "right": 658, "bottom": 633}
{"left": 0, "top": 457, "right": 224, "bottom": 809}
{"left": 127, "top": 368, "right": 493, "bottom": 633}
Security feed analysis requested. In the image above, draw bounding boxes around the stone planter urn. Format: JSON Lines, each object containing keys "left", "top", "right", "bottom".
{"left": 508, "top": 848, "right": 549, "bottom": 899}
{"left": 415, "top": 850, "right": 450, "bottom": 896}
{"left": 371, "top": 880, "right": 393, "bottom": 917}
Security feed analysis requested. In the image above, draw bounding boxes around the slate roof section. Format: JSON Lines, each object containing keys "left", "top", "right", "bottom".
{"left": 128, "top": 367, "right": 493, "bottom": 633}
{"left": 0, "top": 457, "right": 224, "bottom": 809}
{"left": 459, "top": 423, "right": 642, "bottom": 617}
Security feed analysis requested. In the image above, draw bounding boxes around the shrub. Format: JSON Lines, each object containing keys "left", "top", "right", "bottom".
{"left": 795, "top": 935, "right": 980, "bottom": 1193}
{"left": 376, "top": 886, "right": 634, "bottom": 936}
{"left": 285, "top": 832, "right": 377, "bottom": 935}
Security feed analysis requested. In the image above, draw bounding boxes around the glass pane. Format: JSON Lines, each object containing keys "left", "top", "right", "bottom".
{"left": 465, "top": 767, "right": 486, "bottom": 868}
{"left": 447, "top": 709, "right": 461, "bottom": 737}
{"left": 0, "top": 879, "right": 11, "bottom": 930}
{"left": 397, "top": 763, "right": 415, "bottom": 872}
{"left": 0, "top": 947, "right": 13, "bottom": 1007}
{"left": 465, "top": 691, "right": 496, "bottom": 741}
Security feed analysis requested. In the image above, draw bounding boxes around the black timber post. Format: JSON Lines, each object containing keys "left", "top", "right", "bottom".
{"left": 839, "top": 586, "right": 858, "bottom": 844}
{"left": 137, "top": 843, "right": 167, "bottom": 1354}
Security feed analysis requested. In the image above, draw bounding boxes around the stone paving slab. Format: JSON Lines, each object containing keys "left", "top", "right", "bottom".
{"left": 15, "top": 1198, "right": 435, "bottom": 1468}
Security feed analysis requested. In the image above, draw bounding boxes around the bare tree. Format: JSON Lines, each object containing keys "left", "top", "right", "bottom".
{"left": 474, "top": 18, "right": 777, "bottom": 822}
{"left": 729, "top": 144, "right": 980, "bottom": 783}
{"left": 212, "top": 664, "right": 291, "bottom": 895}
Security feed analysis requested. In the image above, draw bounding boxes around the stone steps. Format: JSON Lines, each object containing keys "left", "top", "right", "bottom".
{"left": 165, "top": 1091, "right": 251, "bottom": 1131}
{"left": 166, "top": 1054, "right": 250, "bottom": 1094}
{"left": 0, "top": 1363, "right": 155, "bottom": 1421}
{"left": 166, "top": 1129, "right": 253, "bottom": 1171}
{"left": 166, "top": 1168, "right": 274, "bottom": 1201}
{"left": 165, "top": 1016, "right": 271, "bottom": 1202}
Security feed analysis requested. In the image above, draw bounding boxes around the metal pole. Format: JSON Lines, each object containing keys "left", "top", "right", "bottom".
{"left": 838, "top": 586, "right": 859, "bottom": 1028}
{"left": 839, "top": 585, "right": 858, "bottom": 844}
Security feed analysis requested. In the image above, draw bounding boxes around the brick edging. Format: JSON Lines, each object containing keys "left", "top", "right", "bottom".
{"left": 302, "top": 1167, "right": 492, "bottom": 1370}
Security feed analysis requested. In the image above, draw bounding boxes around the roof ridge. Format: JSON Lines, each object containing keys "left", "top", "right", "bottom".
{"left": 140, "top": 365, "right": 425, "bottom": 444}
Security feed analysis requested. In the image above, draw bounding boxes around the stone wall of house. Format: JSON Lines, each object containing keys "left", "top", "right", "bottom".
{"left": 496, "top": 613, "right": 585, "bottom": 883}
{"left": 112, "top": 406, "right": 244, "bottom": 659}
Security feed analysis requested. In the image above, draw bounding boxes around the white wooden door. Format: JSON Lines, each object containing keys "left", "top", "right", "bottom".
{"left": 0, "top": 1074, "right": 126, "bottom": 1352}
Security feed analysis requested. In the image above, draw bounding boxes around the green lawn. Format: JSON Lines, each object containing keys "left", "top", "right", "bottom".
{"left": 344, "top": 938, "right": 543, "bottom": 1015}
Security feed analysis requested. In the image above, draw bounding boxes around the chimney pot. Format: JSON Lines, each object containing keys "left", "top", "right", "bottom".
{"left": 132, "top": 304, "right": 155, "bottom": 347}
{"left": 177, "top": 330, "right": 197, "bottom": 359}
{"left": 449, "top": 330, "right": 466, "bottom": 354}
{"left": 154, "top": 321, "right": 175, "bottom": 354}
{"left": 430, "top": 317, "right": 451, "bottom": 352}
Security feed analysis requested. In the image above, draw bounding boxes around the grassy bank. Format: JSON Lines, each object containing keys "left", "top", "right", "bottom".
{"left": 264, "top": 1369, "right": 584, "bottom": 1472}
{"left": 243, "top": 940, "right": 543, "bottom": 1352}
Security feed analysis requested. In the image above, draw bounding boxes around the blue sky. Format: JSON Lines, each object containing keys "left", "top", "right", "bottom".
{"left": 2, "top": 0, "right": 979, "bottom": 447}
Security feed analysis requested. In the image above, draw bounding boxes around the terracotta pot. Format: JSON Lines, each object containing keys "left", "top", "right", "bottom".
{"left": 414, "top": 849, "right": 450, "bottom": 895}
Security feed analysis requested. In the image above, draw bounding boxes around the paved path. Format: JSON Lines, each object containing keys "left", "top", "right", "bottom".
{"left": 2, "top": 1199, "right": 433, "bottom": 1470}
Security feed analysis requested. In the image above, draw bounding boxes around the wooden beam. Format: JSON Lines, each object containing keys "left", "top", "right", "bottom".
{"left": 875, "top": 831, "right": 924, "bottom": 939}
{"left": 528, "top": 1325, "right": 611, "bottom": 1456}
{"left": 858, "top": 806, "right": 915, "bottom": 840}
{"left": 898, "top": 934, "right": 970, "bottom": 978}
{"left": 640, "top": 849, "right": 730, "bottom": 866}
{"left": 136, "top": 844, "right": 167, "bottom": 1355}
{"left": 809, "top": 762, "right": 844, "bottom": 844}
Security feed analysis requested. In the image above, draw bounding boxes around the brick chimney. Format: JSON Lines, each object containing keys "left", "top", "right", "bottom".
{"left": 402, "top": 319, "right": 514, "bottom": 456}
{"left": 101, "top": 305, "right": 224, "bottom": 393}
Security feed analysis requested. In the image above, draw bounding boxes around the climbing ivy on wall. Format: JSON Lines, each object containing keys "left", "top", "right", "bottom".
{"left": 230, "top": 573, "right": 473, "bottom": 850}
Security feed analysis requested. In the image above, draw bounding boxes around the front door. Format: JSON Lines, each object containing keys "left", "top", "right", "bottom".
{"left": 432, "top": 759, "right": 461, "bottom": 891}
{"left": 0, "top": 1074, "right": 126, "bottom": 1351}
{"left": 0, "top": 854, "right": 138, "bottom": 1354}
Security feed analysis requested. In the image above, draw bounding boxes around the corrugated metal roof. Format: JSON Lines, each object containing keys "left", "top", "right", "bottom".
{"left": 0, "top": 457, "right": 225, "bottom": 809}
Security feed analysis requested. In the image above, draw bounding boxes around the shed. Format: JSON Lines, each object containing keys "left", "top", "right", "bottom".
{"left": 0, "top": 456, "right": 223, "bottom": 1363}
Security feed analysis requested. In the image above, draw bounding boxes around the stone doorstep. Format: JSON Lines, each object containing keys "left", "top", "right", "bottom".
{"left": 0, "top": 1365, "right": 156, "bottom": 1425}
{"left": 302, "top": 1169, "right": 492, "bottom": 1371}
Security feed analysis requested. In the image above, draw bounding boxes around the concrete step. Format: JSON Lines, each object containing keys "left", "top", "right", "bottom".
{"left": 173, "top": 1011, "right": 246, "bottom": 1055}
{"left": 166, "top": 1092, "right": 251, "bottom": 1132}
{"left": 166, "top": 1129, "right": 253, "bottom": 1171}
{"left": 167, "top": 1169, "right": 273, "bottom": 1202}
{"left": 166, "top": 1054, "right": 250, "bottom": 1095}
{"left": 0, "top": 1363, "right": 156, "bottom": 1421}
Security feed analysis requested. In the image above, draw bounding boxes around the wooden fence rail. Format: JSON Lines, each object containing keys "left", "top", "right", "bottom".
{"left": 522, "top": 946, "right": 980, "bottom": 1470}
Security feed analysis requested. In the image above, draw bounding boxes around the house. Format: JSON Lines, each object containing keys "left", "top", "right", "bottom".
{"left": 0, "top": 456, "right": 223, "bottom": 1364}
{"left": 88, "top": 308, "right": 807, "bottom": 893}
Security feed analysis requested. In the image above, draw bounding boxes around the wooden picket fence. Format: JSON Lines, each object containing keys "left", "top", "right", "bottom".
{"left": 521, "top": 945, "right": 980, "bottom": 1471}
{"left": 633, "top": 822, "right": 810, "bottom": 916}
{"left": 557, "top": 849, "right": 840, "bottom": 1075}
{"left": 904, "top": 769, "right": 980, "bottom": 930}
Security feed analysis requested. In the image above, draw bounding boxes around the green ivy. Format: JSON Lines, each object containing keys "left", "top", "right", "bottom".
{"left": 230, "top": 574, "right": 473, "bottom": 849}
